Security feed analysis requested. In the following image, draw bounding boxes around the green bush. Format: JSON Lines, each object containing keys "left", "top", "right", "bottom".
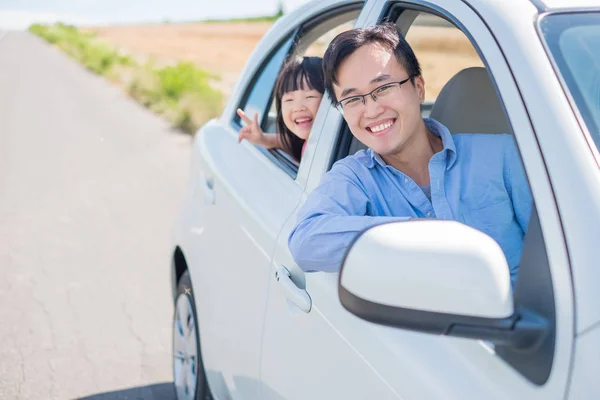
{"left": 29, "top": 22, "right": 223, "bottom": 133}
{"left": 29, "top": 23, "right": 130, "bottom": 75}
{"left": 155, "top": 62, "right": 215, "bottom": 101}
{"left": 127, "top": 62, "right": 223, "bottom": 133}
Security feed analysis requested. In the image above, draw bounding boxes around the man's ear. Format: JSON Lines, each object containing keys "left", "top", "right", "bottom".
{"left": 414, "top": 75, "right": 426, "bottom": 103}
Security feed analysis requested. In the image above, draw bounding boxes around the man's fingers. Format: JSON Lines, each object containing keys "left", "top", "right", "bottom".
{"left": 253, "top": 113, "right": 259, "bottom": 127}
{"left": 237, "top": 108, "right": 252, "bottom": 125}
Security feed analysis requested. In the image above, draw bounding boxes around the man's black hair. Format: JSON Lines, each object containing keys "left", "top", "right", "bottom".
{"left": 323, "top": 22, "right": 422, "bottom": 104}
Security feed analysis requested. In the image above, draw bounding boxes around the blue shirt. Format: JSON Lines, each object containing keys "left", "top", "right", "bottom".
{"left": 288, "top": 118, "right": 532, "bottom": 284}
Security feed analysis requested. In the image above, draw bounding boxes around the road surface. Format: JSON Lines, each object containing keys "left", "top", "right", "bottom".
{"left": 0, "top": 31, "right": 192, "bottom": 399}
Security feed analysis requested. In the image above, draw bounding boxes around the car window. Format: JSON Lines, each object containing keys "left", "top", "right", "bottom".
{"left": 540, "top": 12, "right": 600, "bottom": 152}
{"left": 330, "top": 4, "right": 546, "bottom": 322}
{"left": 300, "top": 3, "right": 555, "bottom": 388}
{"left": 235, "top": 35, "right": 295, "bottom": 129}
{"left": 236, "top": 5, "right": 362, "bottom": 178}
{"left": 264, "top": 16, "right": 358, "bottom": 135}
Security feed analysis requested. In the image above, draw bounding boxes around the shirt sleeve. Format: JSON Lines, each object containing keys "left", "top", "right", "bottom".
{"left": 504, "top": 136, "right": 533, "bottom": 235}
{"left": 288, "top": 162, "right": 409, "bottom": 273}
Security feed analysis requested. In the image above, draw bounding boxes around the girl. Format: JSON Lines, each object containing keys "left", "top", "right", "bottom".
{"left": 237, "top": 56, "right": 325, "bottom": 162}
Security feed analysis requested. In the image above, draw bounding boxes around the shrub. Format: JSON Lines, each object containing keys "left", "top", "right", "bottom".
{"left": 29, "top": 22, "right": 223, "bottom": 133}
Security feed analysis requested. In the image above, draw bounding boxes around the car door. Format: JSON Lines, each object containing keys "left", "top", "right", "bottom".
{"left": 259, "top": 1, "right": 574, "bottom": 399}
{"left": 185, "top": 27, "right": 303, "bottom": 400}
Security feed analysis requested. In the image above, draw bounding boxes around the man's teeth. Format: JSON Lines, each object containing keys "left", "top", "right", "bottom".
{"left": 370, "top": 121, "right": 393, "bottom": 133}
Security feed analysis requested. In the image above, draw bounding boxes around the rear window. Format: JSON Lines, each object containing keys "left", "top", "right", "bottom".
{"left": 540, "top": 12, "right": 600, "bottom": 150}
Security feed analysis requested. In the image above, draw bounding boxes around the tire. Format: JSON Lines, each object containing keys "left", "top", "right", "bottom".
{"left": 173, "top": 270, "right": 211, "bottom": 400}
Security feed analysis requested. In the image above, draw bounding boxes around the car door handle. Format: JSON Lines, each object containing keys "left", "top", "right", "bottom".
{"left": 275, "top": 266, "right": 311, "bottom": 313}
{"left": 201, "top": 177, "right": 215, "bottom": 205}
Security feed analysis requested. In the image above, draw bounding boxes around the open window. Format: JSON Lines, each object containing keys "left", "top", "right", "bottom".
{"left": 235, "top": 5, "right": 362, "bottom": 178}
{"left": 328, "top": 6, "right": 555, "bottom": 385}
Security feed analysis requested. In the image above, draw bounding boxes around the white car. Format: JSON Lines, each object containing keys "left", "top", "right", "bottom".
{"left": 170, "top": 0, "right": 600, "bottom": 399}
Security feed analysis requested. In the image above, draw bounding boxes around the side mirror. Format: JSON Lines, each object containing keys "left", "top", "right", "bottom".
{"left": 339, "top": 220, "right": 547, "bottom": 350}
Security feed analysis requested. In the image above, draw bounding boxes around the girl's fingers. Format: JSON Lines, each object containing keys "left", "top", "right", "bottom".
{"left": 237, "top": 108, "right": 252, "bottom": 125}
{"left": 238, "top": 127, "right": 247, "bottom": 143}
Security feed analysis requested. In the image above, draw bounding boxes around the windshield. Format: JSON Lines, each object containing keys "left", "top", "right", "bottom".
{"left": 540, "top": 12, "right": 600, "bottom": 151}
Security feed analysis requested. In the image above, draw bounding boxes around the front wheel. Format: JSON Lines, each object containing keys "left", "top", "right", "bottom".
{"left": 173, "top": 271, "right": 210, "bottom": 400}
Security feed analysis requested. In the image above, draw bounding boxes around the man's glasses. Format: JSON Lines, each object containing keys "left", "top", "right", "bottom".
{"left": 335, "top": 76, "right": 414, "bottom": 115}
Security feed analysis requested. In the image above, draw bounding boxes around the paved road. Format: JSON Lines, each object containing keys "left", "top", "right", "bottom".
{"left": 0, "top": 31, "right": 192, "bottom": 399}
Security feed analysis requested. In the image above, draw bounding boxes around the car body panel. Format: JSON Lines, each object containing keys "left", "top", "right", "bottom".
{"left": 568, "top": 324, "right": 600, "bottom": 399}
{"left": 177, "top": 120, "right": 304, "bottom": 400}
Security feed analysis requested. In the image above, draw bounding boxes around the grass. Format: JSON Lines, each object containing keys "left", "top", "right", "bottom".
{"left": 127, "top": 62, "right": 222, "bottom": 132}
{"left": 29, "top": 22, "right": 223, "bottom": 134}
{"left": 29, "top": 23, "right": 133, "bottom": 75}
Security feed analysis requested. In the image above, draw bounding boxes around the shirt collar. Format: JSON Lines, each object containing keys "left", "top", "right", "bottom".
{"left": 365, "top": 118, "right": 457, "bottom": 170}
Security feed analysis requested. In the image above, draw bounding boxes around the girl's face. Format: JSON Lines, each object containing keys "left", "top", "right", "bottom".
{"left": 281, "top": 86, "right": 323, "bottom": 140}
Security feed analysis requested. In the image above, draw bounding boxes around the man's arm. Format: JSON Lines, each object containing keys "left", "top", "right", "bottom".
{"left": 288, "top": 163, "right": 408, "bottom": 273}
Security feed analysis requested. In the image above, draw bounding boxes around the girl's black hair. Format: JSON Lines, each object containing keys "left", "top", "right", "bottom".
{"left": 274, "top": 56, "right": 325, "bottom": 162}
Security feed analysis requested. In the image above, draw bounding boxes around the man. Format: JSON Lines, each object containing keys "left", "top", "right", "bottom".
{"left": 288, "top": 23, "right": 532, "bottom": 286}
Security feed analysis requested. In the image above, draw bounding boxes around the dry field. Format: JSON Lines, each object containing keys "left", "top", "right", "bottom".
{"left": 83, "top": 21, "right": 482, "bottom": 102}
{"left": 82, "top": 22, "right": 272, "bottom": 97}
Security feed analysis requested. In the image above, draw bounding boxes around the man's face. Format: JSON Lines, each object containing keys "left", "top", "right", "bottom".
{"left": 333, "top": 43, "right": 425, "bottom": 157}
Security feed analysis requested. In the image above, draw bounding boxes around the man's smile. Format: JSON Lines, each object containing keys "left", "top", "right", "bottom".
{"left": 366, "top": 118, "right": 396, "bottom": 136}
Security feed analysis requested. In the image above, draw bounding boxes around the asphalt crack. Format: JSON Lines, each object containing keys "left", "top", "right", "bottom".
{"left": 121, "top": 299, "right": 150, "bottom": 377}
{"left": 66, "top": 286, "right": 100, "bottom": 391}
{"left": 29, "top": 269, "right": 59, "bottom": 352}
{"left": 13, "top": 334, "right": 25, "bottom": 400}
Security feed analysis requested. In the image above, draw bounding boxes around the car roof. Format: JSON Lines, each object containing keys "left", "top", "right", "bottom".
{"left": 463, "top": 0, "right": 599, "bottom": 13}
{"left": 456, "top": 0, "right": 598, "bottom": 29}
{"left": 541, "top": 0, "right": 600, "bottom": 9}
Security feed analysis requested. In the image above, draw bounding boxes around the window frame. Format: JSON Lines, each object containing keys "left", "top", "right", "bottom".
{"left": 321, "top": 2, "right": 558, "bottom": 385}
{"left": 232, "top": 4, "right": 365, "bottom": 180}
{"left": 231, "top": 32, "right": 298, "bottom": 178}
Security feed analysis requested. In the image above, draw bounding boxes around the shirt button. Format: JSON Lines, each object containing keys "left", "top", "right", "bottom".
{"left": 404, "top": 178, "right": 409, "bottom": 183}
{"left": 426, "top": 212, "right": 432, "bottom": 217}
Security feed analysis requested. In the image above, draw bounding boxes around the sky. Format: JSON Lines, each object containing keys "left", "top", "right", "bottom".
{"left": 0, "top": 0, "right": 308, "bottom": 29}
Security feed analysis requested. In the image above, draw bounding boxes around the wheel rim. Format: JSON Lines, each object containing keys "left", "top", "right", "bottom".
{"left": 174, "top": 293, "right": 198, "bottom": 400}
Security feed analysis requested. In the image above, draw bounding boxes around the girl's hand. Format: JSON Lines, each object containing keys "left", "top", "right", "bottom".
{"left": 237, "top": 109, "right": 265, "bottom": 146}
